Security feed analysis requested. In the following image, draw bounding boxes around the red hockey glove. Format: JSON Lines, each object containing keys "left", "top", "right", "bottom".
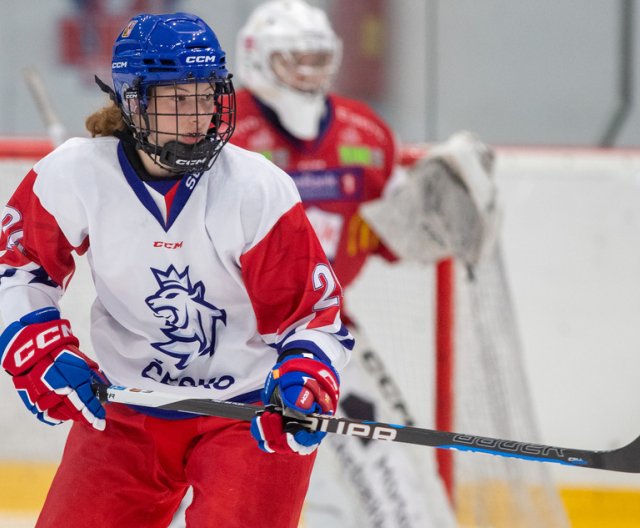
{"left": 251, "top": 352, "right": 339, "bottom": 455}
{"left": 0, "top": 307, "right": 106, "bottom": 431}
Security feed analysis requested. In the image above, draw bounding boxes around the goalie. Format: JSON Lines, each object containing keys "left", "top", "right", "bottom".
{"left": 228, "top": 1, "right": 502, "bottom": 526}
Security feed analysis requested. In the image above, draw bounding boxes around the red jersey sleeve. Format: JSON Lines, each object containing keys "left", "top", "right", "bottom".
{"left": 0, "top": 169, "right": 87, "bottom": 321}
{"left": 240, "top": 203, "right": 353, "bottom": 366}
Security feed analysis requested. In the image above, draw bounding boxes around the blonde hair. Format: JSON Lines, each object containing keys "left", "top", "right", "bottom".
{"left": 85, "top": 102, "right": 126, "bottom": 137}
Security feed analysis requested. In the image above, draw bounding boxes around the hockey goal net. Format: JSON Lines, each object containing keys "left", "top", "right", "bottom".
{"left": 347, "top": 144, "right": 571, "bottom": 527}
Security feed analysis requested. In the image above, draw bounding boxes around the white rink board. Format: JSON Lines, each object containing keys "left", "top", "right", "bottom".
{"left": 1, "top": 149, "right": 640, "bottom": 488}
{"left": 496, "top": 148, "right": 640, "bottom": 486}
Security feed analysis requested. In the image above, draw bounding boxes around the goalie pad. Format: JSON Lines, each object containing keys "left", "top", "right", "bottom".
{"left": 360, "top": 131, "right": 502, "bottom": 268}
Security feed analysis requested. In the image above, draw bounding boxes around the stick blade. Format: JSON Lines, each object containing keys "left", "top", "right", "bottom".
{"left": 595, "top": 434, "right": 640, "bottom": 473}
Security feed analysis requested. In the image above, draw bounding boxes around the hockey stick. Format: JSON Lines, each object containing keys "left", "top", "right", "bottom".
{"left": 22, "top": 66, "right": 68, "bottom": 147}
{"left": 94, "top": 383, "right": 640, "bottom": 473}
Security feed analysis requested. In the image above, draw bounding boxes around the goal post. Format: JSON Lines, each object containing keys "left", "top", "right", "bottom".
{"left": 435, "top": 258, "right": 455, "bottom": 498}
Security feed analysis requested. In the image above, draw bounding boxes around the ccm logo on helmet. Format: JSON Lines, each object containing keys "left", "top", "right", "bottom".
{"left": 176, "top": 158, "right": 208, "bottom": 166}
{"left": 186, "top": 56, "right": 217, "bottom": 64}
{"left": 112, "top": 61, "right": 128, "bottom": 69}
{"left": 12, "top": 323, "right": 73, "bottom": 368}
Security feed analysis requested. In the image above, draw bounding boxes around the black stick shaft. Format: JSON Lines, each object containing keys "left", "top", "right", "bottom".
{"left": 94, "top": 384, "right": 640, "bottom": 473}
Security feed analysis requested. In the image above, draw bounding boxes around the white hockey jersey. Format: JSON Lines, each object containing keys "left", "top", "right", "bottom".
{"left": 0, "top": 137, "right": 352, "bottom": 403}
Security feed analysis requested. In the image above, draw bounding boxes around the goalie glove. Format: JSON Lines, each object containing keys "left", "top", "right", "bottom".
{"left": 360, "top": 131, "right": 502, "bottom": 268}
{"left": 0, "top": 307, "right": 106, "bottom": 431}
{"left": 250, "top": 351, "right": 340, "bottom": 455}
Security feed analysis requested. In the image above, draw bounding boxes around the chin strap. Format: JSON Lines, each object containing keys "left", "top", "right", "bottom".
{"left": 155, "top": 140, "right": 213, "bottom": 174}
{"left": 94, "top": 75, "right": 118, "bottom": 104}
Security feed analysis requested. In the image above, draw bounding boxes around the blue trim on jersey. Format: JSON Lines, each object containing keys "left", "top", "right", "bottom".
{"left": 125, "top": 404, "right": 198, "bottom": 420}
{"left": 118, "top": 143, "right": 166, "bottom": 228}
{"left": 145, "top": 178, "right": 178, "bottom": 195}
{"left": 279, "top": 339, "right": 333, "bottom": 366}
{"left": 0, "top": 267, "right": 59, "bottom": 289}
{"left": 335, "top": 324, "right": 355, "bottom": 351}
{"left": 0, "top": 268, "right": 16, "bottom": 281}
{"left": 165, "top": 174, "right": 200, "bottom": 231}
{"left": 28, "top": 266, "right": 60, "bottom": 288}
{"left": 125, "top": 389, "right": 263, "bottom": 420}
{"left": 232, "top": 389, "right": 263, "bottom": 404}
{"left": 117, "top": 142, "right": 200, "bottom": 232}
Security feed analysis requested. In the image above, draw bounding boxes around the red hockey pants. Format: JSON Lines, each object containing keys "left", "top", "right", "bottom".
{"left": 36, "top": 403, "right": 316, "bottom": 527}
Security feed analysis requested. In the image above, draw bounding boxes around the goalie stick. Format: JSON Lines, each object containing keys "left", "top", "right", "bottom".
{"left": 94, "top": 383, "right": 640, "bottom": 473}
{"left": 22, "top": 65, "right": 67, "bottom": 147}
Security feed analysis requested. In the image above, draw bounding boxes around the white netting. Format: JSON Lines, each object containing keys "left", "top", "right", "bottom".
{"left": 453, "top": 246, "right": 569, "bottom": 527}
{"left": 347, "top": 147, "right": 575, "bottom": 527}
{"left": 347, "top": 250, "right": 569, "bottom": 527}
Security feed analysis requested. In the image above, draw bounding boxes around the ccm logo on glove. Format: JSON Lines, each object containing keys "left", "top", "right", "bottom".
{"left": 6, "top": 321, "right": 74, "bottom": 369}
{"left": 0, "top": 307, "right": 106, "bottom": 431}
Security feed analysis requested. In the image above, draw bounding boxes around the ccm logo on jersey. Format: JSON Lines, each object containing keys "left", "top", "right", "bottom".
{"left": 11, "top": 323, "right": 73, "bottom": 368}
{"left": 185, "top": 56, "right": 216, "bottom": 63}
{"left": 153, "top": 241, "right": 183, "bottom": 249}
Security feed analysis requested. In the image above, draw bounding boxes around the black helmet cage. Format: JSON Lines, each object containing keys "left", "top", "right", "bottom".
{"left": 119, "top": 74, "right": 236, "bottom": 176}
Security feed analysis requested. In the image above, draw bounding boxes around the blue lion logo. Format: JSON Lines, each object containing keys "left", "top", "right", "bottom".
{"left": 145, "top": 265, "right": 226, "bottom": 370}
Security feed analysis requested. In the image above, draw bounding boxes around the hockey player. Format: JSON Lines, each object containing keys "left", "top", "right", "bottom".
{"left": 0, "top": 13, "right": 352, "bottom": 528}
{"left": 230, "top": 1, "right": 502, "bottom": 527}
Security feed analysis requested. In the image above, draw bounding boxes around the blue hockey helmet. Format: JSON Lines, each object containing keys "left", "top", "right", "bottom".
{"left": 109, "top": 13, "right": 236, "bottom": 174}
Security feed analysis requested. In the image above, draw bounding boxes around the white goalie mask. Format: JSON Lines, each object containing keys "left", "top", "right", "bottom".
{"left": 236, "top": 0, "right": 343, "bottom": 140}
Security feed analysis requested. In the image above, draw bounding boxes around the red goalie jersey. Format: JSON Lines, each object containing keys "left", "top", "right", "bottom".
{"left": 232, "top": 89, "right": 400, "bottom": 316}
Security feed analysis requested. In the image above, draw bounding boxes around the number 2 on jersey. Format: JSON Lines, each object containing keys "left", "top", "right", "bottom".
{"left": 312, "top": 264, "right": 340, "bottom": 311}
